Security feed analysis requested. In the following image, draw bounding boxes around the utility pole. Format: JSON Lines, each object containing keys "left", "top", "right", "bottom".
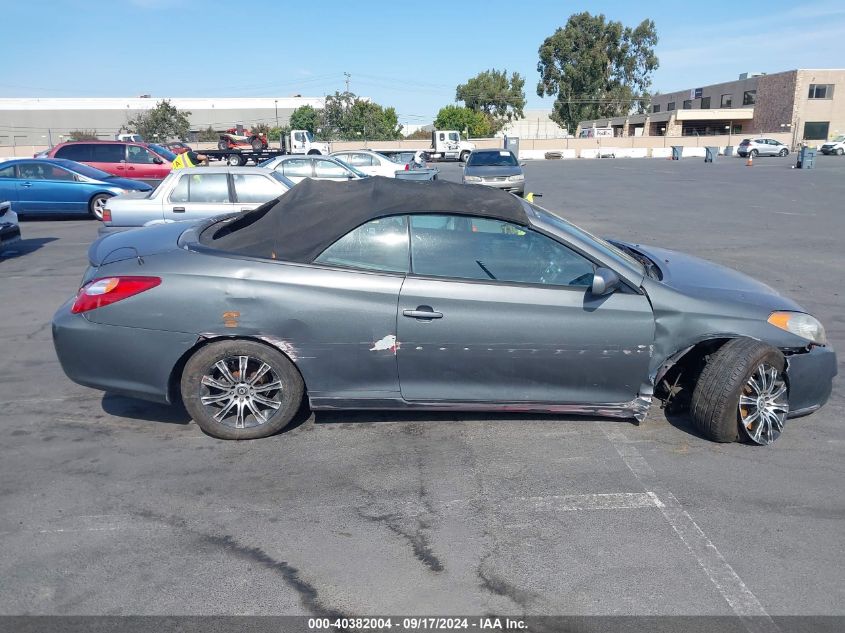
{"left": 344, "top": 72, "right": 351, "bottom": 94}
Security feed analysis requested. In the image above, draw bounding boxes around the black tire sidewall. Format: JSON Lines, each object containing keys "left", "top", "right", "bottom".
{"left": 690, "top": 339, "right": 786, "bottom": 443}
{"left": 181, "top": 340, "right": 304, "bottom": 440}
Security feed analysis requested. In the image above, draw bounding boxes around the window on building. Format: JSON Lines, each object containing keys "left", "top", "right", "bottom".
{"left": 683, "top": 100, "right": 692, "bottom": 109}
{"left": 720, "top": 94, "right": 732, "bottom": 108}
{"left": 652, "top": 104, "right": 660, "bottom": 113}
{"left": 803, "top": 121, "right": 830, "bottom": 140}
{"left": 808, "top": 84, "right": 834, "bottom": 99}
{"left": 701, "top": 96, "right": 711, "bottom": 109}
{"left": 742, "top": 90, "right": 757, "bottom": 106}
{"left": 667, "top": 102, "right": 675, "bottom": 111}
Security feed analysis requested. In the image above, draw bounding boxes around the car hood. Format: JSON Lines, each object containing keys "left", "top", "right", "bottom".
{"left": 464, "top": 165, "right": 522, "bottom": 177}
{"left": 620, "top": 242, "right": 804, "bottom": 312}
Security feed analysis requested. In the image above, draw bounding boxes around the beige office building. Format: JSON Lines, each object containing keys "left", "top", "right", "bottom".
{"left": 578, "top": 69, "right": 845, "bottom": 146}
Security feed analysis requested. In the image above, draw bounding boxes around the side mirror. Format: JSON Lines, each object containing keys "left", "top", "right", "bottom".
{"left": 153, "top": 157, "right": 164, "bottom": 164}
{"left": 591, "top": 267, "right": 621, "bottom": 296}
{"left": 520, "top": 162, "right": 526, "bottom": 167}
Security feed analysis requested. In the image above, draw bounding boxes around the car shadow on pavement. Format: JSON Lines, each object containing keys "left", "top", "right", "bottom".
{"left": 0, "top": 237, "right": 58, "bottom": 259}
{"left": 661, "top": 409, "right": 712, "bottom": 441}
{"left": 101, "top": 393, "right": 191, "bottom": 425}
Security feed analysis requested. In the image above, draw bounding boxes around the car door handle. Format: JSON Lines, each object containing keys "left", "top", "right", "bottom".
{"left": 20, "top": 182, "right": 32, "bottom": 187}
{"left": 172, "top": 207, "right": 186, "bottom": 213}
{"left": 403, "top": 307, "right": 443, "bottom": 319}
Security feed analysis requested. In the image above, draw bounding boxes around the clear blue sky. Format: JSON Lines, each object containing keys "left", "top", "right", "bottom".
{"left": 3, "top": 0, "right": 844, "bottom": 127}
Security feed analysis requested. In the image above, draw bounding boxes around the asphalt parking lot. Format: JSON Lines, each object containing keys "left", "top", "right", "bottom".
{"left": 1, "top": 156, "right": 843, "bottom": 620}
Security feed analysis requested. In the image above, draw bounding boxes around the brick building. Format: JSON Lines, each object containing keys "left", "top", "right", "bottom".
{"left": 578, "top": 69, "right": 845, "bottom": 147}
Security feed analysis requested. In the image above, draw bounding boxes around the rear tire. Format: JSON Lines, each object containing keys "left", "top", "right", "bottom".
{"left": 750, "top": 149, "right": 758, "bottom": 158}
{"left": 460, "top": 151, "right": 470, "bottom": 163}
{"left": 217, "top": 139, "right": 228, "bottom": 151}
{"left": 227, "top": 154, "right": 245, "bottom": 166}
{"left": 181, "top": 339, "right": 304, "bottom": 440}
{"left": 88, "top": 193, "right": 110, "bottom": 221}
{"left": 251, "top": 138, "right": 263, "bottom": 152}
{"left": 690, "top": 338, "right": 786, "bottom": 443}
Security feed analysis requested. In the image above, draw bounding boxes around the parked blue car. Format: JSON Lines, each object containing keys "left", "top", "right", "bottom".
{"left": 0, "top": 158, "right": 153, "bottom": 219}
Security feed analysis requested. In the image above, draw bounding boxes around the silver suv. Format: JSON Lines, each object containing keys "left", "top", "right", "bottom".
{"left": 736, "top": 138, "right": 790, "bottom": 158}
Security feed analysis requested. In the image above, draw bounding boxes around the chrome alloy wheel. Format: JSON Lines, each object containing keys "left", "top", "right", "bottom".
{"left": 738, "top": 362, "right": 788, "bottom": 445}
{"left": 92, "top": 196, "right": 107, "bottom": 220}
{"left": 199, "top": 355, "right": 283, "bottom": 429}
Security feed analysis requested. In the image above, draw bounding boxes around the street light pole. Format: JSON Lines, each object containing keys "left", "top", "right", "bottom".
{"left": 274, "top": 99, "right": 280, "bottom": 149}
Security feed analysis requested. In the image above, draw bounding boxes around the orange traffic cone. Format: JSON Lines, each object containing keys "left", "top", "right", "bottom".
{"left": 746, "top": 153, "right": 753, "bottom": 167}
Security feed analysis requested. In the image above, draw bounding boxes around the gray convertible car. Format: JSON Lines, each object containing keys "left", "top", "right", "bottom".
{"left": 53, "top": 178, "right": 836, "bottom": 443}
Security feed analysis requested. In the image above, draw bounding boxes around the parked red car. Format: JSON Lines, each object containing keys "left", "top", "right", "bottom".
{"left": 47, "top": 141, "right": 177, "bottom": 182}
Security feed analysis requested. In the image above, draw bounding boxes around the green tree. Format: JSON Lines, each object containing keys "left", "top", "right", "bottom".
{"left": 125, "top": 99, "right": 191, "bottom": 142}
{"left": 456, "top": 69, "right": 526, "bottom": 132}
{"left": 434, "top": 105, "right": 492, "bottom": 138}
{"left": 320, "top": 92, "right": 403, "bottom": 141}
{"left": 536, "top": 12, "right": 658, "bottom": 133}
{"left": 289, "top": 105, "right": 321, "bottom": 134}
{"left": 406, "top": 128, "right": 433, "bottom": 140}
{"left": 67, "top": 129, "right": 100, "bottom": 141}
{"left": 197, "top": 126, "right": 219, "bottom": 142}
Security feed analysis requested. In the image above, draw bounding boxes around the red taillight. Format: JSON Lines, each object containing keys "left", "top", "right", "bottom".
{"left": 71, "top": 276, "right": 161, "bottom": 314}
{"left": 404, "top": 163, "right": 410, "bottom": 170}
{"left": 102, "top": 209, "right": 112, "bottom": 222}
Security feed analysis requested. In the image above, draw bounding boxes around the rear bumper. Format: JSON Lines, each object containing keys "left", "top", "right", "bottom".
{"left": 52, "top": 300, "right": 198, "bottom": 404}
{"left": 0, "top": 222, "right": 21, "bottom": 250}
{"left": 785, "top": 345, "right": 837, "bottom": 417}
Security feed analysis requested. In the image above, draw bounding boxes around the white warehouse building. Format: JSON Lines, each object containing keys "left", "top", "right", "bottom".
{"left": 0, "top": 96, "right": 327, "bottom": 146}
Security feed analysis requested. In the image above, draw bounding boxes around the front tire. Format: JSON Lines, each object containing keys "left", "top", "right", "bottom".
{"left": 779, "top": 148, "right": 788, "bottom": 157}
{"left": 89, "top": 193, "right": 110, "bottom": 221}
{"left": 837, "top": 148, "right": 844, "bottom": 156}
{"left": 250, "top": 138, "right": 263, "bottom": 152}
{"left": 217, "top": 139, "right": 228, "bottom": 151}
{"left": 690, "top": 338, "right": 787, "bottom": 444}
{"left": 181, "top": 340, "right": 304, "bottom": 440}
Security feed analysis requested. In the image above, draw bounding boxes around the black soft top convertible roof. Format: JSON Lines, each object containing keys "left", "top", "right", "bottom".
{"left": 200, "top": 176, "right": 529, "bottom": 263}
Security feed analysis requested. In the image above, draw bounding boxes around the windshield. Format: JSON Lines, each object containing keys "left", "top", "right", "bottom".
{"left": 148, "top": 144, "right": 177, "bottom": 161}
{"left": 55, "top": 160, "right": 114, "bottom": 180}
{"left": 467, "top": 150, "right": 518, "bottom": 167}
{"left": 305, "top": 131, "right": 315, "bottom": 143}
{"left": 831, "top": 135, "right": 845, "bottom": 142}
{"left": 525, "top": 202, "right": 645, "bottom": 276}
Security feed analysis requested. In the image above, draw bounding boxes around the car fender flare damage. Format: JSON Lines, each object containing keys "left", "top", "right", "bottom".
{"left": 167, "top": 332, "right": 306, "bottom": 403}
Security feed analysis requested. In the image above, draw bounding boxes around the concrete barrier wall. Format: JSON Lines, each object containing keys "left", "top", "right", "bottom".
{"left": 0, "top": 131, "right": 796, "bottom": 161}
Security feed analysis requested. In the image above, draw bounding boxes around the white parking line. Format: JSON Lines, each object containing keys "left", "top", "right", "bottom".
{"left": 599, "top": 424, "right": 779, "bottom": 632}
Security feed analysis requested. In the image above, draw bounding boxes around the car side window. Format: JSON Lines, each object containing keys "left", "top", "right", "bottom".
{"left": 281, "top": 159, "right": 312, "bottom": 178}
{"left": 170, "top": 173, "right": 230, "bottom": 203}
{"left": 90, "top": 144, "right": 125, "bottom": 163}
{"left": 18, "top": 163, "right": 47, "bottom": 179}
{"left": 127, "top": 145, "right": 157, "bottom": 164}
{"left": 314, "top": 159, "right": 349, "bottom": 178}
{"left": 0, "top": 165, "right": 15, "bottom": 178}
{"left": 345, "top": 153, "right": 374, "bottom": 167}
{"left": 232, "top": 174, "right": 282, "bottom": 204}
{"left": 409, "top": 214, "right": 595, "bottom": 287}
{"left": 46, "top": 166, "right": 75, "bottom": 181}
{"left": 315, "top": 215, "right": 409, "bottom": 273}
{"left": 55, "top": 144, "right": 92, "bottom": 162}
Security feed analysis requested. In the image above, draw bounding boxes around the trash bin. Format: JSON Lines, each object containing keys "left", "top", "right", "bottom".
{"left": 797, "top": 147, "right": 816, "bottom": 169}
{"left": 724, "top": 145, "right": 733, "bottom": 157}
{"left": 671, "top": 146, "right": 683, "bottom": 160}
{"left": 704, "top": 146, "right": 719, "bottom": 163}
